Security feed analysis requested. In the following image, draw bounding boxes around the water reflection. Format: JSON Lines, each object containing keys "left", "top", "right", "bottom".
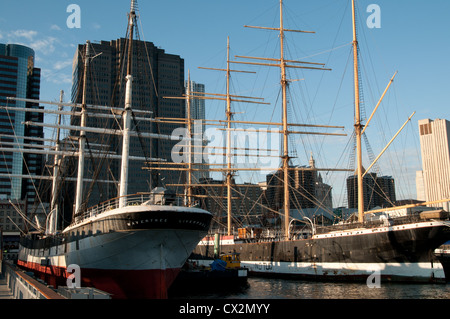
{"left": 171, "top": 277, "right": 450, "bottom": 299}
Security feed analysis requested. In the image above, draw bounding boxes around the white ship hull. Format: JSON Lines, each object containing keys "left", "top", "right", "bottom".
{"left": 18, "top": 203, "right": 212, "bottom": 298}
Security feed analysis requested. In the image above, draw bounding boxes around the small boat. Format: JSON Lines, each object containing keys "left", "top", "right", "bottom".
{"left": 169, "top": 253, "right": 248, "bottom": 296}
{"left": 435, "top": 242, "right": 450, "bottom": 281}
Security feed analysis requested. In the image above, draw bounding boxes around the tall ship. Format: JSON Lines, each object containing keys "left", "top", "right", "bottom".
{"left": 3, "top": 1, "right": 212, "bottom": 299}
{"left": 189, "top": 0, "right": 450, "bottom": 283}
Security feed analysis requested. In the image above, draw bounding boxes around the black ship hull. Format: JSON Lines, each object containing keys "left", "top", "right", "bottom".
{"left": 192, "top": 219, "right": 450, "bottom": 283}
{"left": 435, "top": 245, "right": 450, "bottom": 281}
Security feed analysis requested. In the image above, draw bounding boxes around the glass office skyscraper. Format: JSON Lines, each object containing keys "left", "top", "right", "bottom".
{"left": 0, "top": 43, "right": 43, "bottom": 202}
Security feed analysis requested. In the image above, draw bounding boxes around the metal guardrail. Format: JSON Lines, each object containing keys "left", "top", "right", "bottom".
{"left": 73, "top": 192, "right": 183, "bottom": 226}
{"left": 1, "top": 261, "right": 111, "bottom": 299}
{"left": 208, "top": 213, "right": 450, "bottom": 241}
{"left": 1, "top": 260, "right": 64, "bottom": 299}
{"left": 77, "top": 194, "right": 153, "bottom": 222}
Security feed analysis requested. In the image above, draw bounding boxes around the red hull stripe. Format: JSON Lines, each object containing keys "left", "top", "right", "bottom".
{"left": 17, "top": 260, "right": 180, "bottom": 299}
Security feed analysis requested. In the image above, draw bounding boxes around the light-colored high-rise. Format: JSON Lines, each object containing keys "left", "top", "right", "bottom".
{"left": 185, "top": 80, "right": 208, "bottom": 182}
{"left": 417, "top": 118, "right": 450, "bottom": 211}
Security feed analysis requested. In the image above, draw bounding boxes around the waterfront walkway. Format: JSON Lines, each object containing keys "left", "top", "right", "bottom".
{"left": 0, "top": 272, "right": 13, "bottom": 299}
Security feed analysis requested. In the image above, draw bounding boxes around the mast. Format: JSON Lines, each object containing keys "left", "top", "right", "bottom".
{"left": 157, "top": 1, "right": 339, "bottom": 237}
{"left": 169, "top": 37, "right": 261, "bottom": 233}
{"left": 49, "top": 90, "right": 64, "bottom": 233}
{"left": 279, "top": 0, "right": 291, "bottom": 239}
{"left": 228, "top": 0, "right": 332, "bottom": 239}
{"left": 200, "top": 37, "right": 261, "bottom": 236}
{"left": 352, "top": 0, "right": 364, "bottom": 223}
{"left": 244, "top": 0, "right": 308, "bottom": 238}
{"left": 119, "top": 0, "right": 136, "bottom": 208}
{"left": 186, "top": 71, "right": 193, "bottom": 207}
{"left": 226, "top": 37, "right": 233, "bottom": 236}
{"left": 74, "top": 41, "right": 90, "bottom": 216}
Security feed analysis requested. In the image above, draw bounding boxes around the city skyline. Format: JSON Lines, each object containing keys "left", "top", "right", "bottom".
{"left": 0, "top": 0, "right": 449, "bottom": 207}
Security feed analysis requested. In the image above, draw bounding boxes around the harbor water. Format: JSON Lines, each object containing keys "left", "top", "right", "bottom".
{"left": 170, "top": 277, "right": 450, "bottom": 299}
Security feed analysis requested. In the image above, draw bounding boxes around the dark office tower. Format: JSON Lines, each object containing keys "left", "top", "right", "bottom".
{"left": 346, "top": 171, "right": 396, "bottom": 210}
{"left": 375, "top": 175, "right": 396, "bottom": 207}
{"left": 347, "top": 172, "right": 378, "bottom": 211}
{"left": 265, "top": 166, "right": 316, "bottom": 211}
{"left": 0, "top": 43, "right": 43, "bottom": 203}
{"left": 71, "top": 39, "right": 185, "bottom": 207}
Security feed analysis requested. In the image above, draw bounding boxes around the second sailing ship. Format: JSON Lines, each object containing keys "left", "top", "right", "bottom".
{"left": 190, "top": 0, "right": 450, "bottom": 283}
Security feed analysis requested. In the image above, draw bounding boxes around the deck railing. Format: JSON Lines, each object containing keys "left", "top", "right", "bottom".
{"left": 73, "top": 193, "right": 183, "bottom": 225}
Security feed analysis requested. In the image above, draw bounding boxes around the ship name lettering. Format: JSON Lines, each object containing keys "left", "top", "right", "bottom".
{"left": 129, "top": 218, "right": 167, "bottom": 226}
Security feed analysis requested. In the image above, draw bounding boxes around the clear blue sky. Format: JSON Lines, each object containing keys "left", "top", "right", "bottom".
{"left": 1, "top": 0, "right": 449, "bottom": 206}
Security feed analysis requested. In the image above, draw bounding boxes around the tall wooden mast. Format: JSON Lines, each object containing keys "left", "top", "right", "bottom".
{"left": 157, "top": 1, "right": 344, "bottom": 238}
{"left": 193, "top": 37, "right": 262, "bottom": 236}
{"left": 186, "top": 71, "right": 193, "bottom": 207}
{"left": 279, "top": 0, "right": 291, "bottom": 239}
{"left": 351, "top": 0, "right": 364, "bottom": 223}
{"left": 225, "top": 37, "right": 233, "bottom": 236}
{"left": 238, "top": 0, "right": 329, "bottom": 239}
{"left": 160, "top": 37, "right": 264, "bottom": 233}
